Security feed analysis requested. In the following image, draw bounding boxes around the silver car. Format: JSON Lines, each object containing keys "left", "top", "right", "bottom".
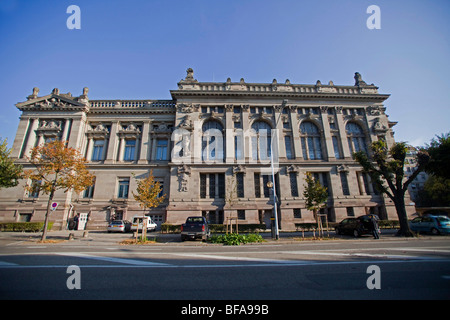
{"left": 107, "top": 220, "right": 130, "bottom": 233}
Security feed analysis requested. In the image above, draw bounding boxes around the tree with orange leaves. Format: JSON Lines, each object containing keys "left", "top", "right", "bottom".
{"left": 23, "top": 140, "right": 94, "bottom": 241}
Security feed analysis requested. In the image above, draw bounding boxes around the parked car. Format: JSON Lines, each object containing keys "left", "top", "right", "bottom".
{"left": 131, "top": 216, "right": 157, "bottom": 232}
{"left": 409, "top": 215, "right": 450, "bottom": 235}
{"left": 107, "top": 220, "right": 131, "bottom": 233}
{"left": 181, "top": 216, "right": 210, "bottom": 241}
{"left": 335, "top": 215, "right": 380, "bottom": 237}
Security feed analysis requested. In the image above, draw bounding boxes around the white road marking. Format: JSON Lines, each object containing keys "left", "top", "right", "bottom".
{"left": 56, "top": 252, "right": 169, "bottom": 266}
{"left": 283, "top": 250, "right": 423, "bottom": 259}
{"left": 171, "top": 253, "right": 297, "bottom": 264}
{"left": 1, "top": 258, "right": 449, "bottom": 269}
{"left": 388, "top": 248, "right": 450, "bottom": 253}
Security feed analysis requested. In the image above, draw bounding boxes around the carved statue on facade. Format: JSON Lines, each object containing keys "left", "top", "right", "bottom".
{"left": 186, "top": 68, "right": 194, "bottom": 80}
{"left": 354, "top": 72, "right": 367, "bottom": 87}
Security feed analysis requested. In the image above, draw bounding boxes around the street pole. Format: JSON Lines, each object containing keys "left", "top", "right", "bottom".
{"left": 268, "top": 99, "right": 287, "bottom": 240}
{"left": 270, "top": 130, "right": 279, "bottom": 241}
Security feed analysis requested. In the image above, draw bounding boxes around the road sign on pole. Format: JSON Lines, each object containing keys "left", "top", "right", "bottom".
{"left": 51, "top": 202, "right": 58, "bottom": 211}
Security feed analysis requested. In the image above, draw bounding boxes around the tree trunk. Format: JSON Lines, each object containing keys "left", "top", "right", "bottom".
{"left": 41, "top": 189, "right": 54, "bottom": 241}
{"left": 393, "top": 191, "right": 414, "bottom": 237}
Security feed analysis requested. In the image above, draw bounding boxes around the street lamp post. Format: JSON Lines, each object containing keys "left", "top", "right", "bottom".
{"left": 266, "top": 181, "right": 279, "bottom": 240}
{"left": 266, "top": 99, "right": 287, "bottom": 240}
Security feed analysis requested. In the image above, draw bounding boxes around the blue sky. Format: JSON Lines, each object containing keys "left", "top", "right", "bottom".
{"left": 0, "top": 0, "right": 449, "bottom": 148}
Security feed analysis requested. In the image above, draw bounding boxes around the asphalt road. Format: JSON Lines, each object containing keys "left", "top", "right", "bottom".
{"left": 1, "top": 231, "right": 449, "bottom": 301}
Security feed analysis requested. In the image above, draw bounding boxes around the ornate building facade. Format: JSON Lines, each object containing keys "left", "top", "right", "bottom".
{"left": 0, "top": 70, "right": 415, "bottom": 230}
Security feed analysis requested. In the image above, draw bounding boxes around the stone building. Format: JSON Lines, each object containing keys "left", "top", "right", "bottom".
{"left": 0, "top": 69, "right": 415, "bottom": 230}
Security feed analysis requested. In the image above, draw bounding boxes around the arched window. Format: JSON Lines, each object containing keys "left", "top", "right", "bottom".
{"left": 346, "top": 122, "right": 367, "bottom": 154}
{"left": 202, "top": 120, "right": 224, "bottom": 161}
{"left": 251, "top": 121, "right": 272, "bottom": 160}
{"left": 300, "top": 121, "right": 323, "bottom": 160}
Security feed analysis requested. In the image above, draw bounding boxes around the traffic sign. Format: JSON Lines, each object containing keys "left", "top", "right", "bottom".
{"left": 51, "top": 202, "right": 58, "bottom": 211}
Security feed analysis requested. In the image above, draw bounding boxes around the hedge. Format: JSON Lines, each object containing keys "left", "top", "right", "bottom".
{"left": 161, "top": 223, "right": 266, "bottom": 234}
{"left": 209, "top": 233, "right": 264, "bottom": 245}
{"left": 160, "top": 223, "right": 181, "bottom": 233}
{"left": 295, "top": 220, "right": 400, "bottom": 231}
{"left": 0, "top": 222, "right": 54, "bottom": 232}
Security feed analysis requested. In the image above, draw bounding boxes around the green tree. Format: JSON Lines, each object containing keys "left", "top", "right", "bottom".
{"left": 419, "top": 175, "right": 450, "bottom": 207}
{"left": 0, "top": 138, "right": 23, "bottom": 189}
{"left": 132, "top": 170, "right": 165, "bottom": 241}
{"left": 303, "top": 172, "right": 329, "bottom": 236}
{"left": 23, "top": 140, "right": 95, "bottom": 241}
{"left": 354, "top": 140, "right": 430, "bottom": 237}
{"left": 424, "top": 132, "right": 450, "bottom": 179}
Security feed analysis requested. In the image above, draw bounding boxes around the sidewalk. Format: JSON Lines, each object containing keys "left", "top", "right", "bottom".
{"left": 1, "top": 228, "right": 442, "bottom": 247}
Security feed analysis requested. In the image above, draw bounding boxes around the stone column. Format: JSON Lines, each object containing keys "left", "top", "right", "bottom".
{"left": 11, "top": 117, "right": 32, "bottom": 159}
{"left": 274, "top": 106, "right": 286, "bottom": 160}
{"left": 320, "top": 106, "right": 335, "bottom": 161}
{"left": 241, "top": 105, "right": 250, "bottom": 162}
{"left": 289, "top": 107, "right": 302, "bottom": 159}
{"left": 85, "top": 137, "right": 94, "bottom": 161}
{"left": 118, "top": 137, "right": 125, "bottom": 162}
{"left": 67, "top": 115, "right": 87, "bottom": 150}
{"left": 225, "top": 105, "right": 234, "bottom": 163}
{"left": 335, "top": 107, "right": 351, "bottom": 159}
{"left": 61, "top": 119, "right": 72, "bottom": 142}
{"left": 105, "top": 121, "right": 119, "bottom": 164}
{"left": 138, "top": 120, "right": 150, "bottom": 164}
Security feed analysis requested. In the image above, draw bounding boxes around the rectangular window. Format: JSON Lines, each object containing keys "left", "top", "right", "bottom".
{"left": 29, "top": 180, "right": 40, "bottom": 198}
{"left": 314, "top": 138, "right": 322, "bottom": 159}
{"left": 340, "top": 172, "right": 350, "bottom": 196}
{"left": 157, "top": 181, "right": 164, "bottom": 198}
{"left": 200, "top": 174, "right": 207, "bottom": 199}
{"left": 209, "top": 173, "right": 216, "bottom": 198}
{"left": 218, "top": 173, "right": 225, "bottom": 199}
{"left": 236, "top": 173, "right": 244, "bottom": 198}
{"left": 312, "top": 172, "right": 329, "bottom": 190}
{"left": 91, "top": 140, "right": 105, "bottom": 161}
{"left": 332, "top": 136, "right": 342, "bottom": 159}
{"left": 200, "top": 173, "right": 225, "bottom": 199}
{"left": 19, "top": 213, "right": 32, "bottom": 222}
{"left": 117, "top": 178, "right": 130, "bottom": 198}
{"left": 284, "top": 136, "right": 293, "bottom": 159}
{"left": 123, "top": 140, "right": 136, "bottom": 161}
{"left": 263, "top": 175, "right": 270, "bottom": 198}
{"left": 254, "top": 173, "right": 261, "bottom": 198}
{"left": 346, "top": 207, "right": 355, "bottom": 217}
{"left": 156, "top": 139, "right": 168, "bottom": 160}
{"left": 293, "top": 208, "right": 302, "bottom": 219}
{"left": 289, "top": 172, "right": 299, "bottom": 197}
{"left": 308, "top": 137, "right": 315, "bottom": 160}
{"left": 234, "top": 135, "right": 243, "bottom": 160}
{"left": 237, "top": 210, "right": 245, "bottom": 220}
{"left": 301, "top": 137, "right": 307, "bottom": 159}
{"left": 83, "top": 178, "right": 95, "bottom": 198}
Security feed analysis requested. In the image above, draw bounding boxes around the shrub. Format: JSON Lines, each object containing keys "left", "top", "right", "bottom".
{"left": 210, "top": 224, "right": 266, "bottom": 233}
{"left": 209, "top": 233, "right": 264, "bottom": 245}
{"left": 160, "top": 223, "right": 181, "bottom": 233}
{"left": 0, "top": 222, "right": 54, "bottom": 232}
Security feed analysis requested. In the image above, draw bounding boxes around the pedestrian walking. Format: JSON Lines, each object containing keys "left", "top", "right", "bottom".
{"left": 369, "top": 216, "right": 380, "bottom": 239}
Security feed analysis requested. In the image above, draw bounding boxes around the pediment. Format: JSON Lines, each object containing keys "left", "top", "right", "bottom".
{"left": 16, "top": 92, "right": 89, "bottom": 112}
